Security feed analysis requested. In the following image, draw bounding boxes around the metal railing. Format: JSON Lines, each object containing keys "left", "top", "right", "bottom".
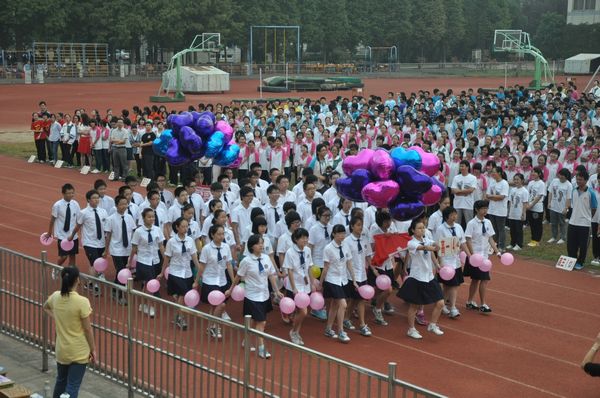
{"left": 0, "top": 247, "right": 445, "bottom": 398}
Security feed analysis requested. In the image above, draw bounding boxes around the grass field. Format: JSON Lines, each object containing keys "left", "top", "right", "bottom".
{"left": 0, "top": 140, "right": 35, "bottom": 157}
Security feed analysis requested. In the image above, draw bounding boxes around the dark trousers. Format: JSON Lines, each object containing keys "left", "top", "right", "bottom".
{"left": 169, "top": 165, "right": 180, "bottom": 185}
{"left": 112, "top": 255, "right": 129, "bottom": 285}
{"left": 61, "top": 142, "right": 72, "bottom": 165}
{"left": 35, "top": 139, "right": 47, "bottom": 162}
{"left": 93, "top": 149, "right": 103, "bottom": 171}
{"left": 53, "top": 362, "right": 87, "bottom": 398}
{"left": 509, "top": 219, "right": 524, "bottom": 247}
{"left": 527, "top": 210, "right": 543, "bottom": 242}
{"left": 141, "top": 153, "right": 155, "bottom": 180}
{"left": 592, "top": 222, "right": 600, "bottom": 259}
{"left": 567, "top": 224, "right": 590, "bottom": 265}
{"left": 134, "top": 154, "right": 142, "bottom": 177}
{"left": 489, "top": 214, "right": 506, "bottom": 249}
{"left": 154, "top": 156, "right": 166, "bottom": 178}
{"left": 201, "top": 166, "right": 212, "bottom": 184}
{"left": 71, "top": 140, "right": 81, "bottom": 166}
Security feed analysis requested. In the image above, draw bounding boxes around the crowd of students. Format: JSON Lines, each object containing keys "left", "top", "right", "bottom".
{"left": 38, "top": 78, "right": 600, "bottom": 355}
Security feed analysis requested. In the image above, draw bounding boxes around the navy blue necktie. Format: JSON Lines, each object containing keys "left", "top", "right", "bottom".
{"left": 339, "top": 245, "right": 344, "bottom": 259}
{"left": 181, "top": 240, "right": 187, "bottom": 253}
{"left": 299, "top": 250, "right": 305, "bottom": 265}
{"left": 122, "top": 216, "right": 128, "bottom": 247}
{"left": 217, "top": 247, "right": 222, "bottom": 262}
{"left": 63, "top": 203, "right": 71, "bottom": 232}
{"left": 147, "top": 229, "right": 153, "bottom": 243}
{"left": 154, "top": 211, "right": 159, "bottom": 227}
{"left": 94, "top": 209, "right": 102, "bottom": 240}
{"left": 481, "top": 221, "right": 486, "bottom": 234}
{"left": 345, "top": 214, "right": 350, "bottom": 226}
{"left": 160, "top": 191, "right": 166, "bottom": 203}
{"left": 258, "top": 257, "right": 264, "bottom": 273}
{"left": 324, "top": 226, "right": 329, "bottom": 239}
{"left": 357, "top": 238, "right": 362, "bottom": 252}
{"left": 127, "top": 206, "right": 133, "bottom": 218}
{"left": 450, "top": 226, "right": 456, "bottom": 237}
{"left": 274, "top": 207, "right": 280, "bottom": 223}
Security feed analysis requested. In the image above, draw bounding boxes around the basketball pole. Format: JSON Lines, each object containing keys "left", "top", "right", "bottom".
{"left": 259, "top": 68, "right": 263, "bottom": 99}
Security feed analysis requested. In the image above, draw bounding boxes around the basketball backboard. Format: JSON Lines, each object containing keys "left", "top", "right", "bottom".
{"left": 493, "top": 30, "right": 530, "bottom": 52}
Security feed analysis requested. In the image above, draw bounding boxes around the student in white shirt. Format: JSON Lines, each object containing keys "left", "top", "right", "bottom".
{"left": 243, "top": 216, "right": 276, "bottom": 267}
{"left": 434, "top": 207, "right": 469, "bottom": 319}
{"left": 207, "top": 209, "right": 237, "bottom": 260}
{"left": 46, "top": 183, "right": 81, "bottom": 267}
{"left": 125, "top": 176, "right": 144, "bottom": 206}
{"left": 68, "top": 190, "right": 108, "bottom": 296}
{"left": 130, "top": 208, "right": 165, "bottom": 317}
{"left": 155, "top": 174, "right": 175, "bottom": 208}
{"left": 184, "top": 178, "right": 204, "bottom": 224}
{"left": 198, "top": 225, "right": 234, "bottom": 339}
{"left": 176, "top": 204, "right": 202, "bottom": 255}
{"left": 451, "top": 161, "right": 478, "bottom": 229}
{"left": 507, "top": 174, "right": 529, "bottom": 251}
{"left": 159, "top": 217, "right": 201, "bottom": 330}
{"left": 167, "top": 187, "right": 189, "bottom": 224}
{"left": 428, "top": 195, "right": 450, "bottom": 237}
{"left": 321, "top": 225, "right": 357, "bottom": 344}
{"left": 464, "top": 200, "right": 501, "bottom": 313}
{"left": 568, "top": 170, "right": 598, "bottom": 270}
{"left": 547, "top": 168, "right": 572, "bottom": 244}
{"left": 485, "top": 166, "right": 510, "bottom": 251}
{"left": 262, "top": 185, "right": 284, "bottom": 246}
{"left": 308, "top": 206, "right": 333, "bottom": 270}
{"left": 94, "top": 179, "right": 115, "bottom": 213}
{"left": 398, "top": 219, "right": 444, "bottom": 339}
{"left": 200, "top": 199, "right": 223, "bottom": 240}
{"left": 342, "top": 217, "right": 373, "bottom": 337}
{"left": 332, "top": 198, "right": 353, "bottom": 234}
{"left": 231, "top": 186, "right": 255, "bottom": 252}
{"left": 526, "top": 167, "right": 547, "bottom": 247}
{"left": 226, "top": 234, "right": 283, "bottom": 359}
{"left": 282, "top": 228, "right": 313, "bottom": 345}
{"left": 138, "top": 191, "right": 169, "bottom": 241}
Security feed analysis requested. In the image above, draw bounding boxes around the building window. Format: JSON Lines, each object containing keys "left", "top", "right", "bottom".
{"left": 573, "top": 0, "right": 596, "bottom": 10}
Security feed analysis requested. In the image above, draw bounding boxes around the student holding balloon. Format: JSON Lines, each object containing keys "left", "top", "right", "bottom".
{"left": 130, "top": 208, "right": 165, "bottom": 317}
{"left": 197, "top": 224, "right": 234, "bottom": 339}
{"left": 464, "top": 200, "right": 501, "bottom": 313}
{"left": 282, "top": 228, "right": 313, "bottom": 345}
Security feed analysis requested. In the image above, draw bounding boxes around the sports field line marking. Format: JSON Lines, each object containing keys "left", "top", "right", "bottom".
{"left": 489, "top": 311, "right": 595, "bottom": 342}
{"left": 0, "top": 223, "right": 39, "bottom": 237}
{"left": 0, "top": 204, "right": 47, "bottom": 220}
{"left": 371, "top": 335, "right": 566, "bottom": 398}
{"left": 489, "top": 288, "right": 600, "bottom": 319}
{"left": 494, "top": 269, "right": 600, "bottom": 297}
{"left": 0, "top": 189, "right": 48, "bottom": 204}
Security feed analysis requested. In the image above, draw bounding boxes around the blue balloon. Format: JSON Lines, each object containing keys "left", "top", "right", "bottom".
{"left": 390, "top": 147, "right": 422, "bottom": 170}
{"left": 214, "top": 144, "right": 240, "bottom": 166}
{"left": 205, "top": 131, "right": 226, "bottom": 158}
{"left": 152, "top": 129, "right": 173, "bottom": 156}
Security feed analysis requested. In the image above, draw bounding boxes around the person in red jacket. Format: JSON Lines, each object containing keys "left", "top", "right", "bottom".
{"left": 32, "top": 112, "right": 50, "bottom": 163}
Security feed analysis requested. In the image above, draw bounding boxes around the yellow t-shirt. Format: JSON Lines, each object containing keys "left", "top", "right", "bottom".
{"left": 46, "top": 291, "right": 93, "bottom": 364}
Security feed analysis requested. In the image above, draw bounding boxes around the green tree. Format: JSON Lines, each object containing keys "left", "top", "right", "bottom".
{"left": 533, "top": 12, "right": 566, "bottom": 60}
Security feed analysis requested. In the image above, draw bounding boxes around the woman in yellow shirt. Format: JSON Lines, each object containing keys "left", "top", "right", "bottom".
{"left": 43, "top": 267, "right": 96, "bottom": 398}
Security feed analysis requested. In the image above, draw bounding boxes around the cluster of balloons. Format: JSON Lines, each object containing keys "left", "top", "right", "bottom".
{"left": 153, "top": 111, "right": 241, "bottom": 167}
{"left": 459, "top": 251, "right": 515, "bottom": 272}
{"left": 280, "top": 292, "right": 325, "bottom": 315}
{"left": 336, "top": 147, "right": 445, "bottom": 221}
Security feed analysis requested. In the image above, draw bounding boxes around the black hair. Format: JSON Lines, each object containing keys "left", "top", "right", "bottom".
{"left": 375, "top": 209, "right": 392, "bottom": 228}
{"left": 212, "top": 209, "right": 226, "bottom": 223}
{"left": 350, "top": 207, "right": 364, "bottom": 219}
{"left": 182, "top": 203, "right": 195, "bottom": 215}
{"left": 60, "top": 266, "right": 80, "bottom": 297}
{"left": 442, "top": 206, "right": 457, "bottom": 222}
{"left": 118, "top": 185, "right": 132, "bottom": 196}
{"left": 93, "top": 179, "right": 107, "bottom": 190}
{"left": 267, "top": 184, "right": 280, "bottom": 195}
{"left": 557, "top": 168, "right": 571, "bottom": 180}
{"left": 172, "top": 217, "right": 188, "bottom": 233}
{"left": 283, "top": 201, "right": 297, "bottom": 213}
{"left": 210, "top": 182, "right": 223, "bottom": 191}
{"left": 474, "top": 200, "right": 489, "bottom": 211}
{"left": 141, "top": 208, "right": 155, "bottom": 220}
{"left": 147, "top": 190, "right": 160, "bottom": 200}
{"left": 250, "top": 207, "right": 265, "bottom": 222}
{"left": 577, "top": 169, "right": 590, "bottom": 181}
{"left": 317, "top": 205, "right": 331, "bottom": 220}
{"left": 208, "top": 199, "right": 221, "bottom": 212}
{"left": 125, "top": 175, "right": 138, "bottom": 184}
{"left": 240, "top": 186, "right": 254, "bottom": 199}
{"left": 408, "top": 218, "right": 424, "bottom": 236}
{"left": 291, "top": 227, "right": 309, "bottom": 243}
{"left": 85, "top": 189, "right": 99, "bottom": 201}
{"left": 285, "top": 211, "right": 301, "bottom": 228}
{"left": 311, "top": 197, "right": 326, "bottom": 216}
{"left": 174, "top": 186, "right": 187, "bottom": 198}
{"left": 252, "top": 216, "right": 268, "bottom": 234}
{"left": 331, "top": 224, "right": 346, "bottom": 236}
{"left": 61, "top": 183, "right": 74, "bottom": 193}
{"left": 114, "top": 194, "right": 128, "bottom": 206}
{"left": 349, "top": 216, "right": 363, "bottom": 229}
{"left": 247, "top": 234, "right": 263, "bottom": 254}
{"left": 208, "top": 224, "right": 224, "bottom": 241}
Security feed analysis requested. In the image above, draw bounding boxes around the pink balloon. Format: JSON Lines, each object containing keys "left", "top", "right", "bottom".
{"left": 309, "top": 292, "right": 325, "bottom": 310}
{"left": 279, "top": 297, "right": 296, "bottom": 314}
{"left": 361, "top": 180, "right": 400, "bottom": 208}
{"left": 146, "top": 279, "right": 160, "bottom": 293}
{"left": 40, "top": 233, "right": 54, "bottom": 246}
{"left": 500, "top": 253, "right": 514, "bottom": 266}
{"left": 375, "top": 274, "right": 392, "bottom": 290}
{"left": 60, "top": 239, "right": 74, "bottom": 251}
{"left": 294, "top": 292, "right": 310, "bottom": 309}
{"left": 208, "top": 290, "right": 226, "bottom": 306}
{"left": 479, "top": 259, "right": 492, "bottom": 272}
{"left": 358, "top": 284, "right": 375, "bottom": 300}
{"left": 369, "top": 149, "right": 395, "bottom": 180}
{"left": 231, "top": 285, "right": 245, "bottom": 301}
{"left": 215, "top": 120, "right": 234, "bottom": 142}
{"left": 470, "top": 253, "right": 484, "bottom": 268}
{"left": 164, "top": 267, "right": 170, "bottom": 280}
{"left": 439, "top": 266, "right": 456, "bottom": 281}
{"left": 342, "top": 149, "right": 375, "bottom": 176}
{"left": 93, "top": 257, "right": 108, "bottom": 273}
{"left": 184, "top": 289, "right": 200, "bottom": 308}
{"left": 421, "top": 184, "right": 443, "bottom": 206}
{"left": 420, "top": 153, "right": 441, "bottom": 177}
{"left": 459, "top": 251, "right": 467, "bottom": 264}
{"left": 117, "top": 268, "right": 132, "bottom": 284}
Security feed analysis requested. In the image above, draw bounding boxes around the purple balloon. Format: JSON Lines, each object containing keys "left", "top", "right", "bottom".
{"left": 431, "top": 177, "right": 447, "bottom": 197}
{"left": 342, "top": 149, "right": 375, "bottom": 177}
{"left": 166, "top": 138, "right": 191, "bottom": 166}
{"left": 214, "top": 144, "right": 240, "bottom": 166}
{"left": 369, "top": 149, "right": 395, "bottom": 180}
{"left": 194, "top": 113, "right": 215, "bottom": 139}
{"left": 229, "top": 155, "right": 243, "bottom": 169}
{"left": 167, "top": 112, "right": 193, "bottom": 136}
{"left": 215, "top": 120, "right": 234, "bottom": 143}
{"left": 361, "top": 180, "right": 400, "bottom": 208}
{"left": 205, "top": 132, "right": 226, "bottom": 158}
{"left": 422, "top": 184, "right": 443, "bottom": 206}
{"left": 396, "top": 165, "right": 433, "bottom": 195}
{"left": 179, "top": 126, "right": 203, "bottom": 155}
{"left": 335, "top": 169, "right": 373, "bottom": 202}
{"left": 388, "top": 196, "right": 425, "bottom": 221}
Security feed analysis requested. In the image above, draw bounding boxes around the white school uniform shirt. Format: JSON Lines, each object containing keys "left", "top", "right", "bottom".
{"left": 131, "top": 225, "right": 164, "bottom": 266}
{"left": 99, "top": 195, "right": 115, "bottom": 213}
{"left": 277, "top": 231, "right": 293, "bottom": 256}
{"left": 131, "top": 192, "right": 144, "bottom": 207}
{"left": 188, "top": 193, "right": 204, "bottom": 222}
{"left": 167, "top": 202, "right": 186, "bottom": 223}
{"left": 199, "top": 241, "right": 232, "bottom": 287}
{"left": 296, "top": 198, "right": 314, "bottom": 224}
{"left": 427, "top": 209, "right": 443, "bottom": 237}
{"left": 277, "top": 190, "right": 297, "bottom": 207}
{"left": 164, "top": 235, "right": 196, "bottom": 279}
{"left": 323, "top": 241, "right": 352, "bottom": 286}
{"left": 309, "top": 222, "right": 333, "bottom": 267}
{"left": 508, "top": 187, "right": 529, "bottom": 220}
{"left": 237, "top": 253, "right": 276, "bottom": 301}
{"left": 159, "top": 189, "right": 175, "bottom": 208}
{"left": 243, "top": 234, "right": 274, "bottom": 257}
{"left": 231, "top": 203, "right": 253, "bottom": 230}
{"left": 262, "top": 202, "right": 284, "bottom": 241}
{"left": 51, "top": 199, "right": 81, "bottom": 240}
{"left": 548, "top": 179, "right": 573, "bottom": 213}
{"left": 171, "top": 219, "right": 200, "bottom": 240}
{"left": 465, "top": 217, "right": 495, "bottom": 259}
{"left": 527, "top": 179, "right": 546, "bottom": 213}
{"left": 570, "top": 186, "right": 598, "bottom": 227}
{"left": 332, "top": 210, "right": 352, "bottom": 231}
{"left": 137, "top": 205, "right": 167, "bottom": 230}
{"left": 487, "top": 179, "right": 509, "bottom": 217}
{"left": 110, "top": 203, "right": 139, "bottom": 224}
{"left": 282, "top": 245, "right": 312, "bottom": 294}
{"left": 434, "top": 223, "right": 465, "bottom": 269}
{"left": 451, "top": 173, "right": 478, "bottom": 210}
{"left": 138, "top": 199, "right": 168, "bottom": 213}
{"left": 407, "top": 237, "right": 436, "bottom": 282}
{"left": 77, "top": 206, "right": 108, "bottom": 248}
{"left": 202, "top": 195, "right": 230, "bottom": 216}
{"left": 105, "top": 212, "right": 136, "bottom": 256}
{"left": 322, "top": 187, "right": 339, "bottom": 205}
{"left": 343, "top": 234, "right": 371, "bottom": 283}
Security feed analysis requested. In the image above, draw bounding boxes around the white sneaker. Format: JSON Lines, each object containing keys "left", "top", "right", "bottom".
{"left": 591, "top": 258, "right": 600, "bottom": 266}
{"left": 556, "top": 239, "right": 565, "bottom": 245}
{"left": 407, "top": 327, "right": 422, "bottom": 339}
{"left": 547, "top": 238, "right": 556, "bottom": 243}
{"left": 505, "top": 245, "right": 513, "bottom": 250}
{"left": 91, "top": 169, "right": 101, "bottom": 174}
{"left": 221, "top": 311, "right": 232, "bottom": 321}
{"left": 441, "top": 305, "right": 450, "bottom": 315}
{"left": 427, "top": 323, "right": 444, "bottom": 336}
{"left": 449, "top": 308, "right": 461, "bottom": 318}
{"left": 139, "top": 304, "right": 148, "bottom": 314}
{"left": 512, "top": 245, "right": 521, "bottom": 251}
{"left": 148, "top": 306, "right": 156, "bottom": 318}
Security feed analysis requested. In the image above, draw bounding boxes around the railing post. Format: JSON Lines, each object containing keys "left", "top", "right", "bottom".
{"left": 387, "top": 362, "right": 396, "bottom": 398}
{"left": 126, "top": 278, "right": 134, "bottom": 398}
{"left": 243, "top": 315, "right": 251, "bottom": 398}
{"left": 41, "top": 251, "right": 49, "bottom": 372}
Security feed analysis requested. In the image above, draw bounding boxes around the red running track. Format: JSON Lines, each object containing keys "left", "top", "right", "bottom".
{"left": 0, "top": 155, "right": 598, "bottom": 397}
